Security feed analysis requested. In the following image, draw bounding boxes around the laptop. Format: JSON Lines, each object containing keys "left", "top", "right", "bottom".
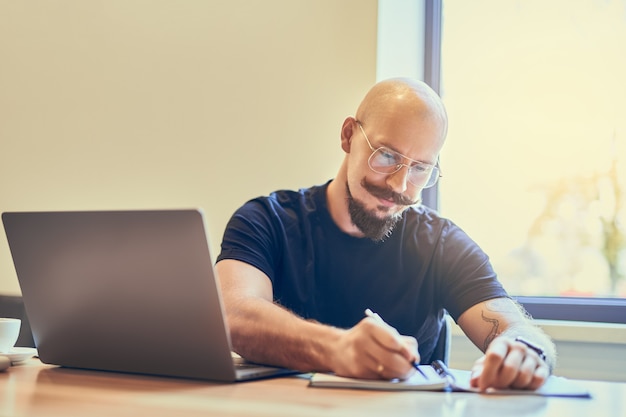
{"left": 2, "top": 209, "right": 296, "bottom": 382}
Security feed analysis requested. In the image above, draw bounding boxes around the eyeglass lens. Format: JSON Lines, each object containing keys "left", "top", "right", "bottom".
{"left": 369, "top": 148, "right": 439, "bottom": 188}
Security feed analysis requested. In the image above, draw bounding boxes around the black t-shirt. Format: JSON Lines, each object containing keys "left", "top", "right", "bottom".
{"left": 217, "top": 181, "right": 508, "bottom": 363}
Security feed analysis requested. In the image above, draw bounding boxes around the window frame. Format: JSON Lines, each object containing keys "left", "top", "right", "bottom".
{"left": 421, "top": 0, "right": 442, "bottom": 211}
{"left": 424, "top": 0, "right": 626, "bottom": 324}
{"left": 515, "top": 297, "right": 626, "bottom": 324}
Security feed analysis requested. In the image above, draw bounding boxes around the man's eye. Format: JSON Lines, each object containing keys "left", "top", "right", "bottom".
{"left": 378, "top": 149, "right": 399, "bottom": 164}
{"left": 411, "top": 164, "right": 430, "bottom": 173}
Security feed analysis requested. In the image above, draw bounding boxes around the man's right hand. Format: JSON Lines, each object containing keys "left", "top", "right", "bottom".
{"left": 330, "top": 316, "right": 419, "bottom": 380}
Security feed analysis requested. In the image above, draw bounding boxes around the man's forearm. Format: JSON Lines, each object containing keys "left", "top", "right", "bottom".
{"left": 225, "top": 297, "right": 343, "bottom": 372}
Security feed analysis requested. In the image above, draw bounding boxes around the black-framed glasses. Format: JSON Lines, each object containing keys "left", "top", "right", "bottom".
{"left": 356, "top": 120, "right": 441, "bottom": 188}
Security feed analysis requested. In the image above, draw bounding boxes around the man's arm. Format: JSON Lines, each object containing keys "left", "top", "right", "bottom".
{"left": 457, "top": 297, "right": 556, "bottom": 391}
{"left": 216, "top": 259, "right": 418, "bottom": 380}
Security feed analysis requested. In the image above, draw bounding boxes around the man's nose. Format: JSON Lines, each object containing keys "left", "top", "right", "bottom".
{"left": 385, "top": 164, "right": 410, "bottom": 195}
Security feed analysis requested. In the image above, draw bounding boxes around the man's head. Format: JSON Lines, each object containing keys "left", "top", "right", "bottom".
{"left": 338, "top": 78, "right": 448, "bottom": 241}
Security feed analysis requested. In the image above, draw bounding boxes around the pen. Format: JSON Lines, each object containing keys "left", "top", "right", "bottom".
{"left": 431, "top": 359, "right": 456, "bottom": 383}
{"left": 364, "top": 308, "right": 428, "bottom": 379}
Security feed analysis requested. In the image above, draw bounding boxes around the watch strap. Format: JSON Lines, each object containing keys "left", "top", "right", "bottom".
{"left": 515, "top": 336, "right": 547, "bottom": 362}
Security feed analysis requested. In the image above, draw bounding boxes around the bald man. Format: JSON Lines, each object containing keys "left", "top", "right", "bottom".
{"left": 216, "top": 78, "right": 555, "bottom": 391}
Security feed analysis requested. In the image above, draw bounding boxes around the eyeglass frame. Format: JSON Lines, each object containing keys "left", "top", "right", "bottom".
{"left": 355, "top": 120, "right": 442, "bottom": 189}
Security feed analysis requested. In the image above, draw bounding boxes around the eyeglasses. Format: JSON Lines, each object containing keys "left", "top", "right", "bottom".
{"left": 356, "top": 120, "right": 441, "bottom": 188}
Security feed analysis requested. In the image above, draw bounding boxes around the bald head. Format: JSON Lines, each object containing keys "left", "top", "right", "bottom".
{"left": 355, "top": 78, "right": 448, "bottom": 145}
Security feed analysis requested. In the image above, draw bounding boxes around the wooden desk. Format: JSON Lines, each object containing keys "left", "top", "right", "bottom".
{"left": 0, "top": 359, "right": 623, "bottom": 417}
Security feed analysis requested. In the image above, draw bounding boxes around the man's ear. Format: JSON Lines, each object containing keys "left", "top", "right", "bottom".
{"left": 340, "top": 117, "right": 356, "bottom": 153}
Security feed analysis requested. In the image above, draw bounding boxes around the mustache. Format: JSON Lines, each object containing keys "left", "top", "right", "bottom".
{"left": 360, "top": 178, "right": 420, "bottom": 206}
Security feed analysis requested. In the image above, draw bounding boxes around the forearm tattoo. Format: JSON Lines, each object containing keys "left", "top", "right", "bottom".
{"left": 479, "top": 298, "right": 531, "bottom": 351}
{"left": 480, "top": 310, "right": 500, "bottom": 351}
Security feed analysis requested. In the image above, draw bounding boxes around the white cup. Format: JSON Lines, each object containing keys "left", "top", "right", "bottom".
{"left": 0, "top": 318, "right": 21, "bottom": 353}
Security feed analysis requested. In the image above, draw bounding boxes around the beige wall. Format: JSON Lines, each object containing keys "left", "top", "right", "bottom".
{"left": 0, "top": 0, "right": 378, "bottom": 294}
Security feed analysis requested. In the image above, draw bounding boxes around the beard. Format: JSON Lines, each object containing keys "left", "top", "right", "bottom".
{"left": 345, "top": 179, "right": 419, "bottom": 242}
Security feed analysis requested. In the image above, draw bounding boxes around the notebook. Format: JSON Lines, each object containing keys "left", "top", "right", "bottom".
{"left": 310, "top": 364, "right": 448, "bottom": 391}
{"left": 310, "top": 360, "right": 592, "bottom": 397}
{"left": 2, "top": 209, "right": 296, "bottom": 382}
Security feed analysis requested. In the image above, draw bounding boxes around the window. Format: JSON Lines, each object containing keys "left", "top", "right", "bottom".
{"left": 435, "top": 0, "right": 626, "bottom": 322}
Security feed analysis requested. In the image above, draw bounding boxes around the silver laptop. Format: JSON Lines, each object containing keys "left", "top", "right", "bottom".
{"left": 2, "top": 209, "right": 296, "bottom": 382}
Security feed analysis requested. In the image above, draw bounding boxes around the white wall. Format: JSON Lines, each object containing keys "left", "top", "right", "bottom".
{"left": 0, "top": 0, "right": 378, "bottom": 294}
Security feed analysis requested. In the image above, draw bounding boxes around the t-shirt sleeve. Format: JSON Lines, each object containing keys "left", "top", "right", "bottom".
{"left": 216, "top": 199, "right": 281, "bottom": 282}
{"left": 436, "top": 220, "right": 509, "bottom": 321}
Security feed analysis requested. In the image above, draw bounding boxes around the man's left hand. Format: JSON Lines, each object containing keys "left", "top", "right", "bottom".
{"left": 469, "top": 336, "right": 550, "bottom": 391}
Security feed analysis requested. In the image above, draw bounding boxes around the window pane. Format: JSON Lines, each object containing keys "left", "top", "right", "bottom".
{"left": 440, "top": 0, "right": 626, "bottom": 298}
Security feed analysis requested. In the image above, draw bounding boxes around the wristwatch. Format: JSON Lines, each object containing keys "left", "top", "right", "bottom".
{"left": 515, "top": 336, "right": 547, "bottom": 362}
